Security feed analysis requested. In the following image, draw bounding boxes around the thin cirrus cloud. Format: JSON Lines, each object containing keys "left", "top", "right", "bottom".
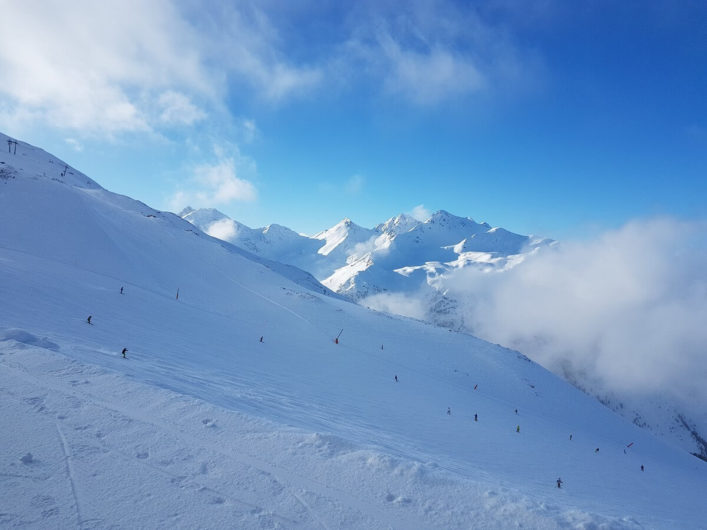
{"left": 342, "top": 1, "right": 534, "bottom": 105}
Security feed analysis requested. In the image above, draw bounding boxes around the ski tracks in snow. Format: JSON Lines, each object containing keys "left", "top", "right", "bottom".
{"left": 1, "top": 345, "right": 424, "bottom": 528}
{"left": 54, "top": 422, "right": 85, "bottom": 528}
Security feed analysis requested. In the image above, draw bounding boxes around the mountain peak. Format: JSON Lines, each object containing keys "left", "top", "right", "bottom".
{"left": 376, "top": 213, "right": 420, "bottom": 236}
{"left": 180, "top": 207, "right": 230, "bottom": 226}
{"left": 422, "top": 210, "right": 479, "bottom": 230}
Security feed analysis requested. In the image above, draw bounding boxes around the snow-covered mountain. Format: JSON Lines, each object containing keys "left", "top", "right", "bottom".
{"left": 2, "top": 132, "right": 706, "bottom": 528}
{"left": 182, "top": 207, "right": 552, "bottom": 301}
{"left": 181, "top": 202, "right": 707, "bottom": 464}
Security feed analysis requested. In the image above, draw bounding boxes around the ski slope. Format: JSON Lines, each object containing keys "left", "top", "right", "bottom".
{"left": 1, "top": 133, "right": 705, "bottom": 528}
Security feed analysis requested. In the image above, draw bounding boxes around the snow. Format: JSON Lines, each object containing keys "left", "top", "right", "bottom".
{"left": 182, "top": 206, "right": 551, "bottom": 302}
{"left": 1, "top": 132, "right": 706, "bottom": 528}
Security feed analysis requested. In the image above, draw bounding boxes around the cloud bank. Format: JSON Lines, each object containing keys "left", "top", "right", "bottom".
{"left": 443, "top": 218, "right": 707, "bottom": 409}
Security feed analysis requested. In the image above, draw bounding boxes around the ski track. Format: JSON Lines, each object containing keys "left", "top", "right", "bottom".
{"left": 2, "top": 347, "right": 428, "bottom": 529}
{"left": 230, "top": 276, "right": 314, "bottom": 326}
{"left": 55, "top": 422, "right": 84, "bottom": 528}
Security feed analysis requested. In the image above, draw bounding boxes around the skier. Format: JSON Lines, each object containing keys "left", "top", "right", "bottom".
{"left": 381, "top": 344, "right": 384, "bottom": 350}
{"left": 259, "top": 336, "right": 263, "bottom": 343}
{"left": 335, "top": 337, "right": 338, "bottom": 344}
{"left": 86, "top": 315, "right": 92, "bottom": 325}
{"left": 515, "top": 409, "right": 518, "bottom": 415}
{"left": 120, "top": 286, "right": 124, "bottom": 294}
{"left": 394, "top": 375, "right": 398, "bottom": 383}
{"left": 474, "top": 384, "right": 478, "bottom": 390}
{"left": 474, "top": 413, "right": 478, "bottom": 422}
{"left": 516, "top": 425, "right": 520, "bottom": 433}
{"left": 595, "top": 447, "right": 600, "bottom": 454}
{"left": 122, "top": 348, "right": 127, "bottom": 358}
{"left": 447, "top": 407, "right": 451, "bottom": 416}
{"left": 557, "top": 477, "right": 563, "bottom": 489}
{"left": 641, "top": 465, "right": 644, "bottom": 472}
{"left": 569, "top": 434, "right": 573, "bottom": 441}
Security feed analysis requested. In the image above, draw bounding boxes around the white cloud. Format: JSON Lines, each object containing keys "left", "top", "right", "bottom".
{"left": 206, "top": 219, "right": 238, "bottom": 241}
{"left": 169, "top": 154, "right": 257, "bottom": 212}
{"left": 410, "top": 204, "right": 431, "bottom": 221}
{"left": 193, "top": 2, "right": 323, "bottom": 103}
{"left": 194, "top": 158, "right": 257, "bottom": 203}
{"left": 0, "top": 1, "right": 540, "bottom": 137}
{"left": 0, "top": 0, "right": 209, "bottom": 135}
{"left": 364, "top": 292, "right": 428, "bottom": 321}
{"left": 345, "top": 174, "right": 365, "bottom": 195}
{"left": 442, "top": 218, "right": 707, "bottom": 408}
{"left": 375, "top": 32, "right": 485, "bottom": 104}
{"left": 240, "top": 119, "right": 260, "bottom": 143}
{"left": 0, "top": 0, "right": 323, "bottom": 136}
{"left": 158, "top": 91, "right": 206, "bottom": 126}
{"left": 343, "top": 1, "right": 534, "bottom": 105}
{"left": 64, "top": 138, "right": 83, "bottom": 152}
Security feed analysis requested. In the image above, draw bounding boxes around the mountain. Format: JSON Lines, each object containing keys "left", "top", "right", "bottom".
{"left": 180, "top": 201, "right": 707, "bottom": 463}
{"left": 181, "top": 207, "right": 552, "bottom": 302}
{"left": 2, "top": 132, "right": 705, "bottom": 527}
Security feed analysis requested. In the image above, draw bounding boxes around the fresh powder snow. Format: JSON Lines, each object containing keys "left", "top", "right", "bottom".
{"left": 1, "top": 132, "right": 705, "bottom": 528}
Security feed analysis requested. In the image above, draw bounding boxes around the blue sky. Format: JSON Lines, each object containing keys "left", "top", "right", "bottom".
{"left": 1, "top": 0, "right": 705, "bottom": 238}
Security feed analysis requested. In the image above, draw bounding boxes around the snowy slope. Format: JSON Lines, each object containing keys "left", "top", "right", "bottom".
{"left": 180, "top": 200, "right": 707, "bottom": 462}
{"left": 1, "top": 133, "right": 706, "bottom": 528}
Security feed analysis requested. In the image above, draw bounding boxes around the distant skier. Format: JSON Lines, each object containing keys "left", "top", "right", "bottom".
{"left": 569, "top": 434, "right": 573, "bottom": 441}
{"left": 595, "top": 447, "right": 600, "bottom": 454}
{"left": 641, "top": 465, "right": 644, "bottom": 472}
{"left": 516, "top": 425, "right": 520, "bottom": 433}
{"left": 120, "top": 286, "right": 124, "bottom": 294}
{"left": 447, "top": 407, "right": 451, "bottom": 416}
{"left": 474, "top": 413, "right": 478, "bottom": 422}
{"left": 381, "top": 344, "right": 384, "bottom": 350}
{"left": 557, "top": 477, "right": 563, "bottom": 489}
{"left": 515, "top": 409, "right": 518, "bottom": 415}
{"left": 394, "top": 375, "right": 398, "bottom": 383}
{"left": 86, "top": 315, "right": 92, "bottom": 325}
{"left": 474, "top": 384, "right": 478, "bottom": 390}
{"left": 335, "top": 337, "right": 338, "bottom": 344}
{"left": 122, "top": 348, "right": 127, "bottom": 358}
{"left": 259, "top": 336, "right": 263, "bottom": 343}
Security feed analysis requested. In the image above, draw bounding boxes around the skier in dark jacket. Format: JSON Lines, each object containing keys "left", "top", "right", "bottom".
{"left": 87, "top": 315, "right": 92, "bottom": 324}
{"left": 122, "top": 348, "right": 127, "bottom": 358}
{"left": 557, "top": 477, "right": 563, "bottom": 489}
